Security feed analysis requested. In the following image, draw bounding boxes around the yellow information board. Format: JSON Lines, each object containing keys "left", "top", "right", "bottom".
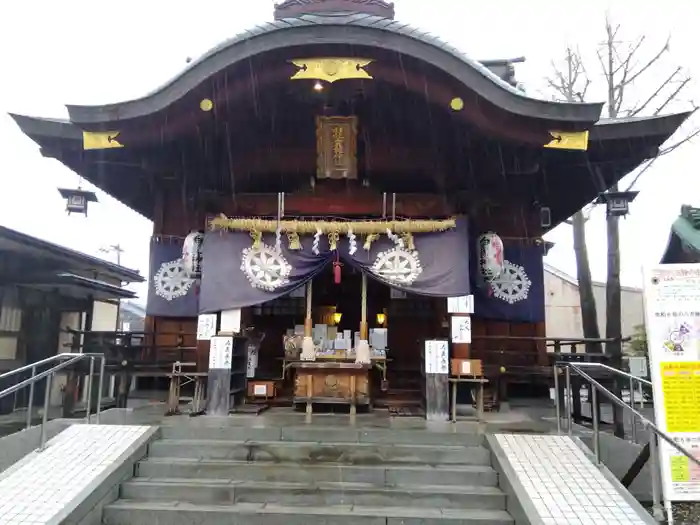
{"left": 671, "top": 456, "right": 691, "bottom": 482}
{"left": 661, "top": 361, "right": 700, "bottom": 433}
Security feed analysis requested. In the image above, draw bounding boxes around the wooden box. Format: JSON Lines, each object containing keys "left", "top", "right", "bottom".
{"left": 247, "top": 380, "right": 276, "bottom": 398}
{"left": 292, "top": 363, "right": 370, "bottom": 405}
{"left": 451, "top": 358, "right": 483, "bottom": 377}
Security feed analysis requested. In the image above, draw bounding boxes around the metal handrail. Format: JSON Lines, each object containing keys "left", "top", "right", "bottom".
{"left": 554, "top": 361, "right": 700, "bottom": 522}
{"left": 0, "top": 353, "right": 106, "bottom": 450}
{"left": 571, "top": 361, "right": 653, "bottom": 387}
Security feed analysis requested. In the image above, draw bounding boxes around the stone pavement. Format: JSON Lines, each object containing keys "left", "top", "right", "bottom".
{"left": 494, "top": 434, "right": 654, "bottom": 525}
{"left": 0, "top": 424, "right": 154, "bottom": 525}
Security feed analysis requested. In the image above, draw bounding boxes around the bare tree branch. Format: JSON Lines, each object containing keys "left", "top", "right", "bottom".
{"left": 659, "top": 124, "right": 700, "bottom": 155}
{"left": 622, "top": 37, "right": 671, "bottom": 87}
{"left": 654, "top": 76, "right": 691, "bottom": 115}
{"left": 624, "top": 117, "right": 700, "bottom": 191}
{"left": 628, "top": 68, "right": 681, "bottom": 116}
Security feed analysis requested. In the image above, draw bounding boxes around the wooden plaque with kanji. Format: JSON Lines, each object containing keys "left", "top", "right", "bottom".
{"left": 316, "top": 116, "right": 358, "bottom": 180}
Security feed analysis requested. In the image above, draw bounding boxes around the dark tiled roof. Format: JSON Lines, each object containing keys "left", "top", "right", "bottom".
{"left": 65, "top": 12, "right": 602, "bottom": 124}
{"left": 0, "top": 225, "right": 144, "bottom": 283}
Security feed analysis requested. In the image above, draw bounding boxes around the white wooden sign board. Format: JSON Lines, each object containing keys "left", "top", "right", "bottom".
{"left": 643, "top": 264, "right": 700, "bottom": 502}
{"left": 196, "top": 314, "right": 217, "bottom": 341}
{"left": 220, "top": 309, "right": 242, "bottom": 333}
{"left": 447, "top": 295, "right": 474, "bottom": 314}
{"left": 425, "top": 340, "right": 448, "bottom": 375}
{"left": 451, "top": 316, "right": 472, "bottom": 344}
{"left": 209, "top": 336, "right": 233, "bottom": 370}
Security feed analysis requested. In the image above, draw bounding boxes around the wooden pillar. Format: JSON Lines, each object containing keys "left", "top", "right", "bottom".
{"left": 206, "top": 335, "right": 234, "bottom": 416}
{"left": 356, "top": 273, "right": 370, "bottom": 364}
{"left": 424, "top": 340, "right": 449, "bottom": 421}
{"left": 301, "top": 281, "right": 315, "bottom": 361}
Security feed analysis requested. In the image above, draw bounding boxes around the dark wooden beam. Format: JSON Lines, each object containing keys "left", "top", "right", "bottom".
{"left": 215, "top": 186, "right": 452, "bottom": 218}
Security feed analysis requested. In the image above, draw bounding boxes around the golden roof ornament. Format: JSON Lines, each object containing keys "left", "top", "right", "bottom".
{"left": 274, "top": 0, "right": 395, "bottom": 20}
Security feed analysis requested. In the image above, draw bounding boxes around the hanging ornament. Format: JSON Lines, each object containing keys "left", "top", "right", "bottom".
{"left": 364, "top": 233, "right": 379, "bottom": 251}
{"left": 333, "top": 254, "right": 343, "bottom": 284}
{"left": 182, "top": 230, "right": 205, "bottom": 279}
{"left": 386, "top": 228, "right": 404, "bottom": 248}
{"left": 348, "top": 228, "right": 357, "bottom": 255}
{"left": 401, "top": 233, "right": 415, "bottom": 251}
{"left": 312, "top": 228, "right": 322, "bottom": 255}
{"left": 275, "top": 226, "right": 282, "bottom": 254}
{"left": 154, "top": 259, "right": 194, "bottom": 301}
{"left": 477, "top": 232, "right": 504, "bottom": 285}
{"left": 250, "top": 230, "right": 263, "bottom": 249}
{"left": 241, "top": 243, "right": 292, "bottom": 291}
{"left": 328, "top": 231, "right": 340, "bottom": 251}
{"left": 287, "top": 232, "right": 302, "bottom": 250}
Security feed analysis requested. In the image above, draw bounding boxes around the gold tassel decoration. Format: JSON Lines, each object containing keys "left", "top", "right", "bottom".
{"left": 287, "top": 232, "right": 302, "bottom": 250}
{"left": 327, "top": 231, "right": 340, "bottom": 251}
{"left": 250, "top": 230, "right": 262, "bottom": 249}
{"left": 364, "top": 233, "right": 379, "bottom": 251}
{"left": 402, "top": 233, "right": 415, "bottom": 251}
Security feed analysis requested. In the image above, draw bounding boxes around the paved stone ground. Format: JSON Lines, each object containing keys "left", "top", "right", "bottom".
{"left": 0, "top": 424, "right": 152, "bottom": 524}
{"left": 496, "top": 434, "right": 651, "bottom": 524}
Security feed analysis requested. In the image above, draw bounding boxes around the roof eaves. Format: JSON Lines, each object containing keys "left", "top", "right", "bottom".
{"left": 55, "top": 273, "right": 137, "bottom": 299}
{"left": 0, "top": 226, "right": 144, "bottom": 283}
{"left": 63, "top": 14, "right": 603, "bottom": 125}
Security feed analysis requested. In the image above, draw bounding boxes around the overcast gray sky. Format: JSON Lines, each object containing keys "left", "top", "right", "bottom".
{"left": 0, "top": 0, "right": 696, "bottom": 302}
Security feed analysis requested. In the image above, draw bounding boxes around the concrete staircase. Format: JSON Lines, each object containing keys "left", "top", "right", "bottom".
{"left": 102, "top": 422, "right": 514, "bottom": 524}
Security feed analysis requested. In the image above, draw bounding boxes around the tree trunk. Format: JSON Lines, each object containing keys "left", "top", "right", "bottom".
{"left": 572, "top": 210, "right": 601, "bottom": 351}
{"left": 605, "top": 183, "right": 626, "bottom": 438}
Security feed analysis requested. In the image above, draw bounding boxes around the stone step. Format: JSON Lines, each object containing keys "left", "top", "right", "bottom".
{"left": 103, "top": 501, "right": 514, "bottom": 525}
{"left": 136, "top": 458, "right": 499, "bottom": 486}
{"left": 147, "top": 439, "right": 490, "bottom": 465}
{"left": 158, "top": 423, "right": 483, "bottom": 446}
{"left": 120, "top": 478, "right": 506, "bottom": 510}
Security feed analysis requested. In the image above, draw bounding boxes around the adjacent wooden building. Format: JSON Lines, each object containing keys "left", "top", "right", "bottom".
{"left": 0, "top": 225, "right": 143, "bottom": 413}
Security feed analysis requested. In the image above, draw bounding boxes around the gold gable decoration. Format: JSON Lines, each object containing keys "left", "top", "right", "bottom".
{"left": 290, "top": 58, "right": 373, "bottom": 83}
{"left": 544, "top": 130, "right": 589, "bottom": 151}
{"left": 82, "top": 131, "right": 123, "bottom": 150}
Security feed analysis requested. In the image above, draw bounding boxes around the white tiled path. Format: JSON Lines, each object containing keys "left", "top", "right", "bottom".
{"left": 496, "top": 434, "right": 650, "bottom": 525}
{"left": 0, "top": 424, "right": 151, "bottom": 524}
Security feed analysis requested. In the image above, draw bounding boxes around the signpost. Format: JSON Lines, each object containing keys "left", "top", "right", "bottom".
{"left": 424, "top": 340, "right": 449, "bottom": 421}
{"left": 643, "top": 264, "right": 700, "bottom": 504}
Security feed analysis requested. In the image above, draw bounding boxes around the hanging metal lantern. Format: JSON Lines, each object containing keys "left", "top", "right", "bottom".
{"left": 182, "top": 230, "right": 205, "bottom": 278}
{"left": 477, "top": 232, "right": 504, "bottom": 283}
{"left": 58, "top": 188, "right": 98, "bottom": 216}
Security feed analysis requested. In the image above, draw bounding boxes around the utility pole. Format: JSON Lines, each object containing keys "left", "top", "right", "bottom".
{"left": 99, "top": 244, "right": 125, "bottom": 265}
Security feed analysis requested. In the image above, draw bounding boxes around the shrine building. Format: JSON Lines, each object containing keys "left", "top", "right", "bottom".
{"left": 9, "top": 0, "right": 689, "bottom": 416}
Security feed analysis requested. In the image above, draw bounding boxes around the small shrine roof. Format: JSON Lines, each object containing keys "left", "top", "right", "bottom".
{"left": 661, "top": 205, "right": 700, "bottom": 264}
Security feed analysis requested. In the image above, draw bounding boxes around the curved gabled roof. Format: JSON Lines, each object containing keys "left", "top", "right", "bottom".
{"left": 66, "top": 12, "right": 603, "bottom": 125}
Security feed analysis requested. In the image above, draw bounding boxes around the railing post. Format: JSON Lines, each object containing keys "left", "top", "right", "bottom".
{"left": 85, "top": 357, "right": 95, "bottom": 423}
{"left": 591, "top": 386, "right": 600, "bottom": 463}
{"left": 40, "top": 373, "right": 53, "bottom": 451}
{"left": 565, "top": 365, "right": 573, "bottom": 435}
{"left": 96, "top": 356, "right": 106, "bottom": 424}
{"left": 25, "top": 365, "right": 36, "bottom": 430}
{"left": 629, "top": 376, "right": 638, "bottom": 444}
{"left": 648, "top": 432, "right": 665, "bottom": 522}
{"left": 553, "top": 363, "right": 561, "bottom": 434}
